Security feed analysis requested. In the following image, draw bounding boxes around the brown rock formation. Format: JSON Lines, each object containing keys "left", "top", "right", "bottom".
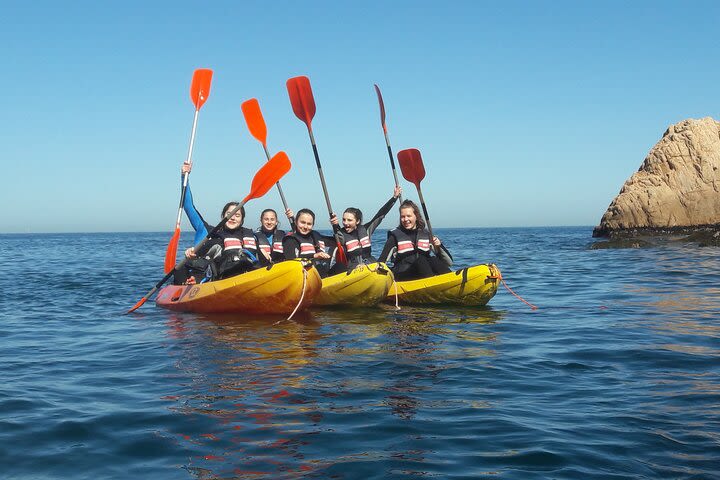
{"left": 593, "top": 117, "right": 720, "bottom": 237}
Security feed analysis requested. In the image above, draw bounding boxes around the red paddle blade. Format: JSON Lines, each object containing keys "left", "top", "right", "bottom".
{"left": 286, "top": 76, "right": 316, "bottom": 128}
{"left": 190, "top": 68, "right": 213, "bottom": 109}
{"left": 374, "top": 84, "right": 387, "bottom": 133}
{"left": 241, "top": 98, "right": 268, "bottom": 146}
{"left": 164, "top": 228, "right": 181, "bottom": 274}
{"left": 336, "top": 244, "right": 347, "bottom": 264}
{"left": 243, "top": 151, "right": 292, "bottom": 203}
{"left": 397, "top": 148, "right": 426, "bottom": 187}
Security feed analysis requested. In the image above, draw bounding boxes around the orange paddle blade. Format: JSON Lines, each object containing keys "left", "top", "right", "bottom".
{"left": 397, "top": 148, "right": 426, "bottom": 187}
{"left": 374, "top": 84, "right": 387, "bottom": 133}
{"left": 127, "top": 297, "right": 148, "bottom": 314}
{"left": 164, "top": 228, "right": 181, "bottom": 274}
{"left": 286, "top": 76, "right": 316, "bottom": 128}
{"left": 243, "top": 151, "right": 291, "bottom": 203}
{"left": 241, "top": 98, "right": 268, "bottom": 146}
{"left": 190, "top": 68, "right": 213, "bottom": 110}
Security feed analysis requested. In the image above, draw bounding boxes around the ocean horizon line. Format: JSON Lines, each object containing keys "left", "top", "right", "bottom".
{"left": 0, "top": 226, "right": 596, "bottom": 235}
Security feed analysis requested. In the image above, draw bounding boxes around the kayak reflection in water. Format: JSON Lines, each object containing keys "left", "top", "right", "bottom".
{"left": 378, "top": 199, "right": 452, "bottom": 281}
{"left": 326, "top": 185, "right": 402, "bottom": 276}
{"left": 173, "top": 161, "right": 260, "bottom": 285}
{"left": 281, "top": 208, "right": 334, "bottom": 277}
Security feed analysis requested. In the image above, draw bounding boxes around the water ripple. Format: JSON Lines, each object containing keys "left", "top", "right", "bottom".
{"left": 1, "top": 230, "right": 719, "bottom": 478}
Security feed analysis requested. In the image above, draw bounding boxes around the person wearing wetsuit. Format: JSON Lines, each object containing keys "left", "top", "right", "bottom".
{"left": 281, "top": 208, "right": 335, "bottom": 277}
{"left": 327, "top": 185, "right": 402, "bottom": 275}
{"left": 378, "top": 199, "right": 452, "bottom": 281}
{"left": 255, "top": 208, "right": 290, "bottom": 265}
{"left": 173, "top": 162, "right": 259, "bottom": 284}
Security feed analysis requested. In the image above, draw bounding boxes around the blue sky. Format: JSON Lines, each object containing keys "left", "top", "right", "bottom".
{"left": 2, "top": 1, "right": 719, "bottom": 233}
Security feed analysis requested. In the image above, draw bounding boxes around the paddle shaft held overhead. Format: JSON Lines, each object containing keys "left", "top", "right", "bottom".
{"left": 308, "top": 130, "right": 335, "bottom": 219}
{"left": 174, "top": 107, "right": 201, "bottom": 227}
{"left": 374, "top": 84, "right": 403, "bottom": 203}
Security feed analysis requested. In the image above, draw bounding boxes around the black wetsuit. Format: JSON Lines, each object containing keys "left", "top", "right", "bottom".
{"left": 378, "top": 226, "right": 453, "bottom": 281}
{"left": 282, "top": 230, "right": 335, "bottom": 277}
{"left": 256, "top": 227, "right": 287, "bottom": 264}
{"left": 329, "top": 195, "right": 398, "bottom": 275}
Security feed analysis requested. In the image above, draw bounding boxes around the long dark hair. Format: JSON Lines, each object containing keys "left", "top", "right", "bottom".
{"left": 221, "top": 202, "right": 245, "bottom": 226}
{"left": 343, "top": 207, "right": 362, "bottom": 225}
{"left": 398, "top": 200, "right": 425, "bottom": 231}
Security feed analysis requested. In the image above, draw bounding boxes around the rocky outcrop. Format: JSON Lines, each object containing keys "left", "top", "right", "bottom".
{"left": 593, "top": 117, "right": 720, "bottom": 237}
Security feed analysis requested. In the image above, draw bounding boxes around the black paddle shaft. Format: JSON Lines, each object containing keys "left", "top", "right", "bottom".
{"left": 308, "top": 130, "right": 334, "bottom": 218}
{"left": 307, "top": 130, "right": 345, "bottom": 253}
{"left": 384, "top": 141, "right": 403, "bottom": 203}
{"left": 416, "top": 187, "right": 437, "bottom": 254}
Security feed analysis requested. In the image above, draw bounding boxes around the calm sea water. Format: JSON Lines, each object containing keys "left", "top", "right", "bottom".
{"left": 1, "top": 227, "right": 719, "bottom": 479}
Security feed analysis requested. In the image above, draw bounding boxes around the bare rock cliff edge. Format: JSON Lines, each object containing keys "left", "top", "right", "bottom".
{"left": 593, "top": 117, "right": 720, "bottom": 237}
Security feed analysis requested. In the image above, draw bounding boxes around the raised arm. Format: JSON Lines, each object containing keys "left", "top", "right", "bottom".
{"left": 180, "top": 162, "right": 210, "bottom": 244}
{"left": 364, "top": 186, "right": 401, "bottom": 236}
{"left": 182, "top": 180, "right": 210, "bottom": 244}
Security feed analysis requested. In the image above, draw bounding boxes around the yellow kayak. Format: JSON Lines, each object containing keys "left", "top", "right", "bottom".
{"left": 314, "top": 262, "right": 394, "bottom": 307}
{"left": 387, "top": 264, "right": 500, "bottom": 306}
{"left": 155, "top": 259, "right": 321, "bottom": 314}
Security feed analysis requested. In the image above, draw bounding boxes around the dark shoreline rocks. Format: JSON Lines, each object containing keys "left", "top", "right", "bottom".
{"left": 590, "top": 225, "right": 720, "bottom": 249}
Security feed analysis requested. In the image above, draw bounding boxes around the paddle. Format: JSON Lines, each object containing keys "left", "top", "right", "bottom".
{"left": 397, "top": 148, "right": 437, "bottom": 252}
{"left": 286, "top": 75, "right": 346, "bottom": 263}
{"left": 127, "top": 151, "right": 292, "bottom": 313}
{"left": 164, "top": 68, "right": 214, "bottom": 274}
{"left": 240, "top": 98, "right": 293, "bottom": 224}
{"left": 373, "top": 84, "right": 403, "bottom": 203}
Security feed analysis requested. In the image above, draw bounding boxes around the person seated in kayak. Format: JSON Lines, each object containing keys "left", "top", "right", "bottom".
{"left": 256, "top": 208, "right": 294, "bottom": 265}
{"left": 378, "top": 199, "right": 452, "bottom": 281}
{"left": 281, "top": 208, "right": 334, "bottom": 276}
{"left": 326, "top": 185, "right": 402, "bottom": 275}
{"left": 173, "top": 161, "right": 259, "bottom": 284}
{"left": 178, "top": 201, "right": 260, "bottom": 284}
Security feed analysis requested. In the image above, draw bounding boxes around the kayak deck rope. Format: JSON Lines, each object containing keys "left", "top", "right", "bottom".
{"left": 285, "top": 265, "right": 308, "bottom": 322}
{"left": 366, "top": 262, "right": 399, "bottom": 309}
{"left": 487, "top": 264, "right": 537, "bottom": 310}
{"left": 392, "top": 278, "right": 400, "bottom": 310}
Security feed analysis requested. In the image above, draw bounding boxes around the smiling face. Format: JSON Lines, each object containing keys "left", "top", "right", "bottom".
{"left": 342, "top": 212, "right": 358, "bottom": 232}
{"left": 223, "top": 205, "right": 243, "bottom": 229}
{"left": 296, "top": 212, "right": 314, "bottom": 235}
{"left": 261, "top": 211, "right": 278, "bottom": 231}
{"left": 399, "top": 206, "right": 417, "bottom": 230}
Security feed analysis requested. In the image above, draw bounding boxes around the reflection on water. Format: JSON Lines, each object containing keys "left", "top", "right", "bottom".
{"left": 158, "top": 306, "right": 504, "bottom": 478}
{"left": 4, "top": 230, "right": 720, "bottom": 478}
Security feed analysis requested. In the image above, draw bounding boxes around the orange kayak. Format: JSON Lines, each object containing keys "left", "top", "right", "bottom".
{"left": 156, "top": 259, "right": 321, "bottom": 314}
